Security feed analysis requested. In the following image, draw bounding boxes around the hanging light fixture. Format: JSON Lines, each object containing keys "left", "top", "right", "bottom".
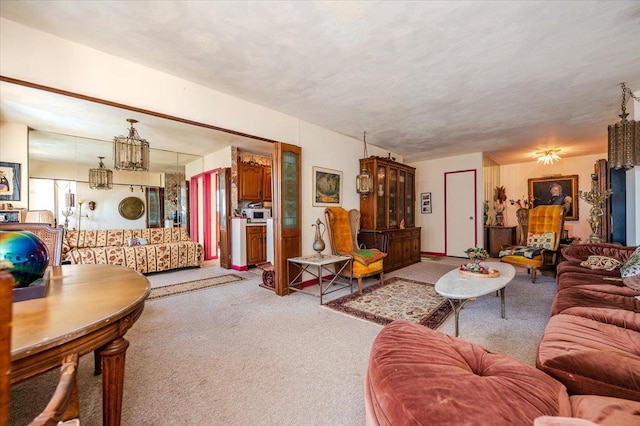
{"left": 88, "top": 156, "right": 113, "bottom": 190}
{"left": 536, "top": 149, "right": 561, "bottom": 165}
{"left": 608, "top": 82, "right": 640, "bottom": 170}
{"left": 114, "top": 118, "right": 150, "bottom": 171}
{"left": 356, "top": 131, "right": 373, "bottom": 198}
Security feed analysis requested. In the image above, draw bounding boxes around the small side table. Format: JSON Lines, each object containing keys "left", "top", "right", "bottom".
{"left": 287, "top": 254, "right": 353, "bottom": 304}
{"left": 486, "top": 226, "right": 516, "bottom": 257}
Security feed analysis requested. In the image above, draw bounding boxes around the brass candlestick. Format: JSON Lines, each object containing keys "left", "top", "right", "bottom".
{"left": 578, "top": 174, "right": 612, "bottom": 243}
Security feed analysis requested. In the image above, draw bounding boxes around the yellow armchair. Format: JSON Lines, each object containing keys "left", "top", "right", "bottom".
{"left": 324, "top": 207, "right": 386, "bottom": 293}
{"left": 500, "top": 205, "right": 565, "bottom": 283}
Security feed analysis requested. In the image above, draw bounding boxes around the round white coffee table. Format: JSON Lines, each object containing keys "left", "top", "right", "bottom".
{"left": 435, "top": 262, "right": 516, "bottom": 337}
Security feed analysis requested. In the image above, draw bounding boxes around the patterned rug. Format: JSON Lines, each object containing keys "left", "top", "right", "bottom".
{"left": 325, "top": 277, "right": 453, "bottom": 329}
{"left": 148, "top": 274, "right": 245, "bottom": 300}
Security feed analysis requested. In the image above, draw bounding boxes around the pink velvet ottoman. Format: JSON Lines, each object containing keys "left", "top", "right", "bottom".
{"left": 365, "top": 321, "right": 572, "bottom": 425}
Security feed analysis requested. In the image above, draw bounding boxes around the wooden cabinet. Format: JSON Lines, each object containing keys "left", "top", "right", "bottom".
{"left": 359, "top": 157, "right": 420, "bottom": 272}
{"left": 263, "top": 167, "right": 272, "bottom": 202}
{"left": 238, "top": 163, "right": 272, "bottom": 202}
{"left": 485, "top": 226, "right": 516, "bottom": 257}
{"left": 246, "top": 225, "right": 267, "bottom": 265}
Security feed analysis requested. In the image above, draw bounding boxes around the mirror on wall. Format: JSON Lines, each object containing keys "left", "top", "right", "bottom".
{"left": 28, "top": 129, "right": 201, "bottom": 230}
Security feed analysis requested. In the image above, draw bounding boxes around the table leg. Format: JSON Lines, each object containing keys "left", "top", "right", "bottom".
{"left": 499, "top": 287, "right": 506, "bottom": 319}
{"left": 99, "top": 337, "right": 130, "bottom": 426}
{"left": 318, "top": 264, "right": 323, "bottom": 305}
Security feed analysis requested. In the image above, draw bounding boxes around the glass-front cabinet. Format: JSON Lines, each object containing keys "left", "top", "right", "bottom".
{"left": 359, "top": 156, "right": 420, "bottom": 272}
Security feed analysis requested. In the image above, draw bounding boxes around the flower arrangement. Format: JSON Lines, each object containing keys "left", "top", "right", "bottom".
{"left": 464, "top": 247, "right": 489, "bottom": 263}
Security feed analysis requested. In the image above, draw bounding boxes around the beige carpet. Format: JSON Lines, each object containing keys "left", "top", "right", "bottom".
{"left": 325, "top": 276, "right": 453, "bottom": 328}
{"left": 9, "top": 259, "right": 556, "bottom": 425}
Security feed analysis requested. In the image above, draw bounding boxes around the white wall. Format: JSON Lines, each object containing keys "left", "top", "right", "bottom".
{"left": 501, "top": 153, "right": 607, "bottom": 242}
{"left": 410, "top": 152, "right": 484, "bottom": 255}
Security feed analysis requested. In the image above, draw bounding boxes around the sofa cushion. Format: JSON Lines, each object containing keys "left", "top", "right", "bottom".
{"left": 537, "top": 314, "right": 640, "bottom": 402}
{"left": 552, "top": 284, "right": 640, "bottom": 315}
{"left": 559, "top": 307, "right": 640, "bottom": 333}
{"left": 579, "top": 255, "right": 622, "bottom": 271}
{"left": 561, "top": 244, "right": 637, "bottom": 264}
{"left": 366, "top": 321, "right": 572, "bottom": 425}
{"left": 569, "top": 395, "right": 640, "bottom": 425}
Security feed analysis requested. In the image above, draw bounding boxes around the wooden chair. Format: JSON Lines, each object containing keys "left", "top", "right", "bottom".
{"left": 324, "top": 207, "right": 386, "bottom": 293}
{"left": 1, "top": 270, "right": 80, "bottom": 426}
{"left": 0, "top": 223, "right": 64, "bottom": 267}
{"left": 500, "top": 205, "right": 565, "bottom": 283}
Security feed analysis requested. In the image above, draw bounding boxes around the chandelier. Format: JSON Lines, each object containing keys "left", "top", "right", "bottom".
{"left": 356, "top": 131, "right": 373, "bottom": 198}
{"left": 114, "top": 118, "right": 150, "bottom": 171}
{"left": 536, "top": 149, "right": 561, "bottom": 165}
{"left": 88, "top": 156, "right": 113, "bottom": 190}
{"left": 608, "top": 82, "right": 640, "bottom": 170}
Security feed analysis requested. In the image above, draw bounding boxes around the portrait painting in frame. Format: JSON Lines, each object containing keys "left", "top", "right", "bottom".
{"left": 528, "top": 174, "right": 578, "bottom": 221}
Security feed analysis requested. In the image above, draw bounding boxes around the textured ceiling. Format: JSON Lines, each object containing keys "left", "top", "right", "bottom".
{"left": 1, "top": 1, "right": 640, "bottom": 165}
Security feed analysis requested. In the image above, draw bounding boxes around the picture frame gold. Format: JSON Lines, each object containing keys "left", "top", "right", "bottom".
{"left": 528, "top": 174, "right": 579, "bottom": 221}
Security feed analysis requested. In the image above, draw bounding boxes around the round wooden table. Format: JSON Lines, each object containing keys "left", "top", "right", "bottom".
{"left": 11, "top": 264, "right": 150, "bottom": 426}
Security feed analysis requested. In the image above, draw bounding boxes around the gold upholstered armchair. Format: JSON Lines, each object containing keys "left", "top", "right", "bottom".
{"left": 324, "top": 207, "right": 386, "bottom": 293}
{"left": 499, "top": 205, "right": 565, "bottom": 283}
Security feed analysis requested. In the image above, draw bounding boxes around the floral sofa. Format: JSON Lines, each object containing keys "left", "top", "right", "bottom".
{"left": 63, "top": 228, "right": 203, "bottom": 274}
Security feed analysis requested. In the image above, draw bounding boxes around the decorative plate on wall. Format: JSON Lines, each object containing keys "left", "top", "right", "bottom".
{"left": 118, "top": 197, "right": 145, "bottom": 220}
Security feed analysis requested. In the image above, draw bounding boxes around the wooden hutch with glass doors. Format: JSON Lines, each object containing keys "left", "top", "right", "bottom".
{"left": 358, "top": 156, "right": 421, "bottom": 272}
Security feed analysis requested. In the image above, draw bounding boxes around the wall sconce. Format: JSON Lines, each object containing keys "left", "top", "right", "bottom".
{"left": 608, "top": 82, "right": 640, "bottom": 170}
{"left": 356, "top": 131, "right": 373, "bottom": 198}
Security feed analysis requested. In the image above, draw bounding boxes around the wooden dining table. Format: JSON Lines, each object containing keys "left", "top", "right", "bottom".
{"left": 10, "top": 264, "right": 150, "bottom": 426}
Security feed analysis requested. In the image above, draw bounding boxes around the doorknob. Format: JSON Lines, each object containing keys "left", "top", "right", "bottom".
{"left": 469, "top": 216, "right": 474, "bottom": 220}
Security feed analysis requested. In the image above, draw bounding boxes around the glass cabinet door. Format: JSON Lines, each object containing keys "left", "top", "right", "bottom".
{"left": 398, "top": 171, "right": 406, "bottom": 227}
{"left": 406, "top": 172, "right": 414, "bottom": 227}
{"left": 389, "top": 168, "right": 398, "bottom": 227}
{"left": 376, "top": 165, "right": 387, "bottom": 229}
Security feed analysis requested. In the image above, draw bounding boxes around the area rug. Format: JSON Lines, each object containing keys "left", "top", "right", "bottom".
{"left": 325, "top": 276, "right": 453, "bottom": 329}
{"left": 148, "top": 274, "right": 245, "bottom": 300}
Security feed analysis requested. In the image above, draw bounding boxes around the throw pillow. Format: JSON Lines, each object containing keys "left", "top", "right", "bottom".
{"left": 137, "top": 237, "right": 147, "bottom": 246}
{"left": 579, "top": 255, "right": 622, "bottom": 271}
{"left": 527, "top": 232, "right": 555, "bottom": 249}
{"left": 620, "top": 246, "right": 640, "bottom": 291}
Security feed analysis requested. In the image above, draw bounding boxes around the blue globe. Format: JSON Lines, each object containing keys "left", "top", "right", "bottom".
{"left": 0, "top": 230, "right": 49, "bottom": 287}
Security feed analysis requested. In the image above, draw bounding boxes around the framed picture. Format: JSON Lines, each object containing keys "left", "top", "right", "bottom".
{"left": 528, "top": 174, "right": 579, "bottom": 221}
{"left": 312, "top": 166, "right": 342, "bottom": 206}
{"left": 421, "top": 192, "right": 432, "bottom": 214}
{"left": 0, "top": 162, "right": 21, "bottom": 201}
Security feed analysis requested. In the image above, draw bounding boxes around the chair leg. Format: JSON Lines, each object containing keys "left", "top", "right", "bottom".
{"left": 380, "top": 272, "right": 384, "bottom": 285}
{"left": 531, "top": 267, "right": 537, "bottom": 283}
{"left": 358, "top": 277, "right": 363, "bottom": 294}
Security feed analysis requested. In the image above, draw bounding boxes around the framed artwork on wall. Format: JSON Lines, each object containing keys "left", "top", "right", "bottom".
{"left": 528, "top": 174, "right": 579, "bottom": 221}
{"left": 421, "top": 192, "right": 432, "bottom": 214}
{"left": 0, "top": 162, "right": 21, "bottom": 201}
{"left": 312, "top": 166, "right": 342, "bottom": 207}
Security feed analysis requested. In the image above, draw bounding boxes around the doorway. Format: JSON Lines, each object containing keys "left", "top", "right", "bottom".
{"left": 445, "top": 170, "right": 477, "bottom": 257}
{"left": 190, "top": 169, "right": 219, "bottom": 260}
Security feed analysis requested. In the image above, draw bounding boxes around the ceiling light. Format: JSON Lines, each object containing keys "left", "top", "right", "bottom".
{"left": 608, "top": 82, "right": 640, "bottom": 170}
{"left": 356, "top": 131, "right": 373, "bottom": 198}
{"left": 89, "top": 156, "right": 113, "bottom": 190}
{"left": 536, "top": 149, "right": 561, "bottom": 165}
{"left": 114, "top": 118, "right": 150, "bottom": 171}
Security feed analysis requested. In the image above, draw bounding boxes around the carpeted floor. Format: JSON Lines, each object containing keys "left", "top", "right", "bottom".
{"left": 325, "top": 276, "right": 453, "bottom": 329}
{"left": 9, "top": 258, "right": 557, "bottom": 425}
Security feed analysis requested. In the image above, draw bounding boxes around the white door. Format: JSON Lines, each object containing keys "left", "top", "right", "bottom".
{"left": 445, "top": 170, "right": 477, "bottom": 257}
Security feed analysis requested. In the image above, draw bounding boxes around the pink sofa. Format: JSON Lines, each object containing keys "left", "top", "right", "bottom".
{"left": 365, "top": 321, "right": 640, "bottom": 425}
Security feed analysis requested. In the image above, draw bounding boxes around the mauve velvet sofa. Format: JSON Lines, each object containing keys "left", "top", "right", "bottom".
{"left": 536, "top": 243, "right": 640, "bottom": 402}
{"left": 365, "top": 244, "right": 640, "bottom": 425}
